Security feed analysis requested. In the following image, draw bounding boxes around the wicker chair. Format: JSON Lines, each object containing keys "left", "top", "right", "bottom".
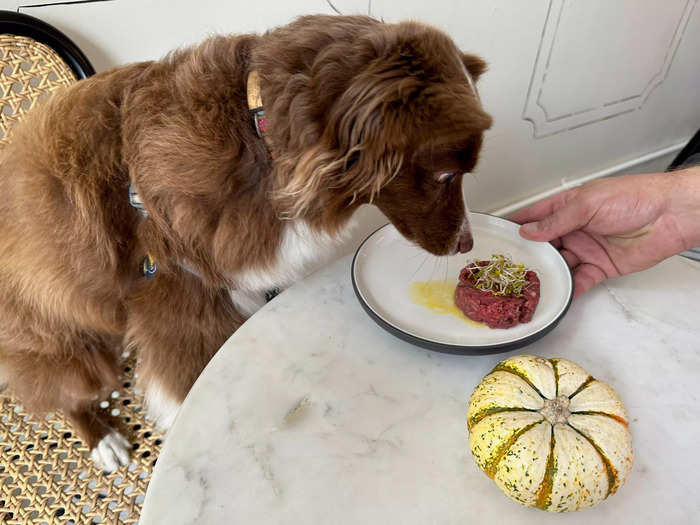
{"left": 0, "top": 11, "right": 162, "bottom": 524}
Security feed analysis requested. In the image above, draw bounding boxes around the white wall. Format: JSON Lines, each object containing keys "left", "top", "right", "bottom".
{"left": 3, "top": 0, "right": 699, "bottom": 248}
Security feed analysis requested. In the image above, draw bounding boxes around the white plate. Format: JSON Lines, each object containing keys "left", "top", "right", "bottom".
{"left": 351, "top": 213, "right": 573, "bottom": 354}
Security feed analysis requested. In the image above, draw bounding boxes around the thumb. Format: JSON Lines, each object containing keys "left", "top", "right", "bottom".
{"left": 519, "top": 200, "right": 588, "bottom": 241}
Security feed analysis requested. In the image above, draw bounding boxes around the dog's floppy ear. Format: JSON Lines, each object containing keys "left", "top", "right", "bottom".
{"left": 461, "top": 53, "right": 488, "bottom": 82}
{"left": 273, "top": 75, "right": 403, "bottom": 220}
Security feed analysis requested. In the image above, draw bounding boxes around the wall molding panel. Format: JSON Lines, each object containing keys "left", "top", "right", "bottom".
{"left": 523, "top": 0, "right": 696, "bottom": 138}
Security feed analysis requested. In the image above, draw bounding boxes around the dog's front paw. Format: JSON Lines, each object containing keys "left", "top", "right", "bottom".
{"left": 90, "top": 431, "right": 131, "bottom": 472}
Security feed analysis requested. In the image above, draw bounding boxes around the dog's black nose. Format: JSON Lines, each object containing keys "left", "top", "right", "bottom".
{"left": 458, "top": 232, "right": 473, "bottom": 253}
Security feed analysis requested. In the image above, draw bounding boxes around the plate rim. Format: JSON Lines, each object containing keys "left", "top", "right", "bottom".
{"left": 350, "top": 214, "right": 574, "bottom": 355}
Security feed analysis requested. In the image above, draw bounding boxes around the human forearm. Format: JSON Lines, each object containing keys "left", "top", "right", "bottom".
{"left": 663, "top": 165, "right": 700, "bottom": 251}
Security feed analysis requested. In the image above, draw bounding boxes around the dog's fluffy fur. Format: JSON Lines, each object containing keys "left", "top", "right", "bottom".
{"left": 0, "top": 15, "right": 491, "bottom": 469}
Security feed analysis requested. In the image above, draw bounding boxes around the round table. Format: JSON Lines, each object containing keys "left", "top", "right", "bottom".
{"left": 141, "top": 254, "right": 700, "bottom": 524}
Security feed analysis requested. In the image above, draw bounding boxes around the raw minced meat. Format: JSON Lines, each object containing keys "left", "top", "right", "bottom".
{"left": 454, "top": 262, "right": 540, "bottom": 329}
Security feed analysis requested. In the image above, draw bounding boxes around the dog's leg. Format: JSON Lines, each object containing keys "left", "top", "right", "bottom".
{"left": 70, "top": 408, "right": 131, "bottom": 472}
{"left": 127, "top": 269, "right": 245, "bottom": 432}
{"left": 1, "top": 333, "right": 129, "bottom": 471}
{"left": 0, "top": 359, "right": 8, "bottom": 392}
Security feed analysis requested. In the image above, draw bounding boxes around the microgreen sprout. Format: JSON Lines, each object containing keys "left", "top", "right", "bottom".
{"left": 465, "top": 254, "right": 530, "bottom": 297}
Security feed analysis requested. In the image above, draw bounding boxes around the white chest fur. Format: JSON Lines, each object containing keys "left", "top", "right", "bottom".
{"left": 229, "top": 219, "right": 355, "bottom": 317}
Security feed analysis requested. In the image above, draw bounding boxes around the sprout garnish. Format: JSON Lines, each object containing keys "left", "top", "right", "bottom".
{"left": 465, "top": 254, "right": 530, "bottom": 297}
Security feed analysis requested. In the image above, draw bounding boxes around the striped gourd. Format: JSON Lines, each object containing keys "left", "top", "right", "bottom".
{"left": 467, "top": 355, "right": 633, "bottom": 512}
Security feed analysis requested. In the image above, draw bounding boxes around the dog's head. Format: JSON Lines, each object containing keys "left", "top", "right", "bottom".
{"left": 272, "top": 18, "right": 492, "bottom": 255}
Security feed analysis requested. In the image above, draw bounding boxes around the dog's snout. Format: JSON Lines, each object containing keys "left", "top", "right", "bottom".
{"left": 457, "top": 231, "right": 473, "bottom": 254}
{"left": 454, "top": 215, "right": 473, "bottom": 254}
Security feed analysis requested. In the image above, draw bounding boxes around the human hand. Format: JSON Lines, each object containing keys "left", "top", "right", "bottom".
{"left": 509, "top": 168, "right": 700, "bottom": 298}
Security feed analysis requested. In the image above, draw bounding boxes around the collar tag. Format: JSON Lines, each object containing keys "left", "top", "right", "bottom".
{"left": 142, "top": 254, "right": 157, "bottom": 280}
{"left": 247, "top": 71, "right": 269, "bottom": 141}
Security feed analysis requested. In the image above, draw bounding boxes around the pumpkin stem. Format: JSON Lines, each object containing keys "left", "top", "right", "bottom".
{"left": 539, "top": 395, "right": 571, "bottom": 425}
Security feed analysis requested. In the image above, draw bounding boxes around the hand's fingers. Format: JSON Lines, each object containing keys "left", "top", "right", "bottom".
{"left": 559, "top": 248, "right": 580, "bottom": 268}
{"left": 572, "top": 263, "right": 607, "bottom": 298}
{"left": 550, "top": 237, "right": 562, "bottom": 249}
{"left": 508, "top": 189, "right": 576, "bottom": 225}
{"left": 518, "top": 196, "right": 592, "bottom": 243}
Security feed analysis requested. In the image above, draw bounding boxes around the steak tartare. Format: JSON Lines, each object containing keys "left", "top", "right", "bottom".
{"left": 454, "top": 259, "right": 540, "bottom": 329}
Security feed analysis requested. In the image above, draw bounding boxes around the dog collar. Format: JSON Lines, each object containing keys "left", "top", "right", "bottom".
{"left": 127, "top": 71, "right": 269, "bottom": 282}
{"left": 128, "top": 186, "right": 281, "bottom": 301}
{"left": 128, "top": 71, "right": 270, "bottom": 280}
{"left": 247, "top": 70, "right": 268, "bottom": 140}
{"left": 129, "top": 184, "right": 202, "bottom": 280}
{"left": 127, "top": 185, "right": 157, "bottom": 279}
{"left": 126, "top": 72, "right": 278, "bottom": 300}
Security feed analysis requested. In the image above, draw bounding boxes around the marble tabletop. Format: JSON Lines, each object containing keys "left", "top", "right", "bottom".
{"left": 141, "top": 254, "right": 700, "bottom": 524}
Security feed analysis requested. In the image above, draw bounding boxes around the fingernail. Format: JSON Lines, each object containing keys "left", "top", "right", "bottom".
{"left": 521, "top": 222, "right": 539, "bottom": 234}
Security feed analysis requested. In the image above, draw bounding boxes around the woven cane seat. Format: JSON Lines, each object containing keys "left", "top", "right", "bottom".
{"left": 0, "top": 11, "right": 161, "bottom": 525}
{"left": 0, "top": 34, "right": 76, "bottom": 143}
{"left": 1, "top": 355, "right": 164, "bottom": 524}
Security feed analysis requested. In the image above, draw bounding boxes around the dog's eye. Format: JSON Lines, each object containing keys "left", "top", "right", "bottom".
{"left": 437, "top": 172, "right": 459, "bottom": 183}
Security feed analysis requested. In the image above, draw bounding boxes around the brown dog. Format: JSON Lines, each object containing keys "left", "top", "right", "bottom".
{"left": 0, "top": 15, "right": 491, "bottom": 470}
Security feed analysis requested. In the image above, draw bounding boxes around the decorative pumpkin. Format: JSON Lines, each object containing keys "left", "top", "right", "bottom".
{"left": 467, "top": 355, "right": 633, "bottom": 512}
